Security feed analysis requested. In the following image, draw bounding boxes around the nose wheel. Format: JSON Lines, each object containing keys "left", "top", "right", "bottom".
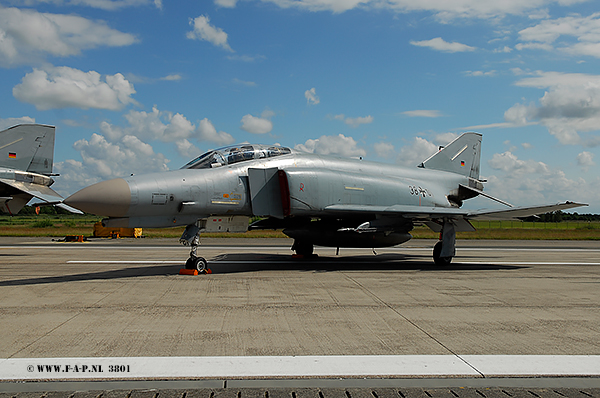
{"left": 181, "top": 222, "right": 211, "bottom": 274}
{"left": 185, "top": 255, "right": 209, "bottom": 274}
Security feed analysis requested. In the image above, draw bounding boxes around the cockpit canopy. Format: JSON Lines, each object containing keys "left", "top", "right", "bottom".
{"left": 182, "top": 144, "right": 292, "bottom": 170}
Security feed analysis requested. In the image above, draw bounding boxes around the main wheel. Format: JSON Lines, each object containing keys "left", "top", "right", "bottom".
{"left": 292, "top": 240, "right": 314, "bottom": 256}
{"left": 433, "top": 241, "right": 452, "bottom": 265}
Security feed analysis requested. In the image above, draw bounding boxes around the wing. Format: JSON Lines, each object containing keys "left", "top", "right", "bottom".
{"left": 323, "top": 204, "right": 476, "bottom": 232}
{"left": 324, "top": 204, "right": 470, "bottom": 218}
{"left": 323, "top": 201, "right": 587, "bottom": 232}
{"left": 325, "top": 201, "right": 586, "bottom": 219}
{"left": 466, "top": 201, "right": 587, "bottom": 220}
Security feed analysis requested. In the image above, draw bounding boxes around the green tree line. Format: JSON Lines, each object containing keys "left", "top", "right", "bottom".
{"left": 523, "top": 210, "right": 600, "bottom": 222}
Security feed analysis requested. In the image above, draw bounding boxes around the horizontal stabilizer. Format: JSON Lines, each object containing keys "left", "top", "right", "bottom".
{"left": 38, "top": 202, "right": 84, "bottom": 214}
{"left": 459, "top": 183, "right": 513, "bottom": 208}
{"left": 0, "top": 178, "right": 63, "bottom": 203}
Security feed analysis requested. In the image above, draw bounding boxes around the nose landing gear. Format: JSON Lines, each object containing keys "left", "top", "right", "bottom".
{"left": 180, "top": 222, "right": 211, "bottom": 274}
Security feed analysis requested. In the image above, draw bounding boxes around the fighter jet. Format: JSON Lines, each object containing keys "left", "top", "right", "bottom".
{"left": 64, "top": 133, "right": 585, "bottom": 270}
{"left": 0, "top": 124, "right": 79, "bottom": 215}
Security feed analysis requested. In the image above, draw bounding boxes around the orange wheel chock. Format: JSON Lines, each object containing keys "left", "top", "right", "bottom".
{"left": 179, "top": 269, "right": 198, "bottom": 276}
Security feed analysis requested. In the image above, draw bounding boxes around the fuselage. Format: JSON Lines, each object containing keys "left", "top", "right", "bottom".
{"left": 65, "top": 147, "right": 471, "bottom": 230}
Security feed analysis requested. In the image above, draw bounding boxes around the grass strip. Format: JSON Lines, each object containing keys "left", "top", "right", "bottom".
{"left": 0, "top": 220, "right": 598, "bottom": 240}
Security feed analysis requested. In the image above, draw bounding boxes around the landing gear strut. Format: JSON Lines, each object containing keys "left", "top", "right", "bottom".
{"left": 180, "top": 223, "right": 209, "bottom": 274}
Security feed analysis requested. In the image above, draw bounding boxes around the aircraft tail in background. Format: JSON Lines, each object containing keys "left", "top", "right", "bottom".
{"left": 0, "top": 124, "right": 55, "bottom": 175}
{"left": 0, "top": 124, "right": 82, "bottom": 215}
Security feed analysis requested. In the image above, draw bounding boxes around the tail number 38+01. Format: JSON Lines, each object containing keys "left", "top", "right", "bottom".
{"left": 409, "top": 185, "right": 432, "bottom": 197}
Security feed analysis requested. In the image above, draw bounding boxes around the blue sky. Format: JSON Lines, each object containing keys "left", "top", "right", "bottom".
{"left": 1, "top": 0, "right": 599, "bottom": 212}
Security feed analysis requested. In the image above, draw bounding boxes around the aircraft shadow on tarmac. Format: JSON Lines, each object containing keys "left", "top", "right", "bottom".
{"left": 0, "top": 265, "right": 181, "bottom": 287}
{"left": 205, "top": 253, "right": 526, "bottom": 274}
{"left": 0, "top": 253, "right": 526, "bottom": 286}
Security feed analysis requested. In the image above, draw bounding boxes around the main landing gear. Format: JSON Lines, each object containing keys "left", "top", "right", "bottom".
{"left": 291, "top": 239, "right": 316, "bottom": 258}
{"left": 433, "top": 241, "right": 452, "bottom": 265}
{"left": 433, "top": 219, "right": 456, "bottom": 266}
{"left": 180, "top": 223, "right": 210, "bottom": 274}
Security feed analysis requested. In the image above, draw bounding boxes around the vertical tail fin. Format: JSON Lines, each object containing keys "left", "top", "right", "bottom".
{"left": 419, "top": 132, "right": 481, "bottom": 179}
{"left": 0, "top": 124, "right": 55, "bottom": 175}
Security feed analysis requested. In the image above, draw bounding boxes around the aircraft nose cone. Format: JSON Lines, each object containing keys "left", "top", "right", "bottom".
{"left": 64, "top": 178, "right": 131, "bottom": 217}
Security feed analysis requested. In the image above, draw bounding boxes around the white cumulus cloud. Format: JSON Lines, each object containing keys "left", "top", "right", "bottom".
{"left": 392, "top": 134, "right": 457, "bottom": 167}
{"left": 261, "top": 0, "right": 581, "bottom": 22}
{"left": 187, "top": 15, "right": 233, "bottom": 52}
{"left": 464, "top": 70, "right": 497, "bottom": 77}
{"left": 488, "top": 151, "right": 550, "bottom": 174}
{"left": 305, "top": 87, "right": 320, "bottom": 105}
{"left": 401, "top": 110, "right": 443, "bottom": 118}
{"left": 263, "top": 0, "right": 369, "bottom": 14}
{"left": 13, "top": 66, "right": 137, "bottom": 111}
{"left": 175, "top": 138, "right": 202, "bottom": 159}
{"left": 198, "top": 117, "right": 235, "bottom": 145}
{"left": 0, "top": 116, "right": 36, "bottom": 130}
{"left": 396, "top": 136, "right": 438, "bottom": 167}
{"left": 0, "top": 7, "right": 137, "bottom": 67}
{"left": 576, "top": 151, "right": 595, "bottom": 171}
{"left": 232, "top": 78, "right": 257, "bottom": 87}
{"left": 410, "top": 37, "right": 476, "bottom": 53}
{"left": 105, "top": 106, "right": 235, "bottom": 147}
{"left": 374, "top": 142, "right": 395, "bottom": 159}
{"left": 503, "top": 71, "right": 600, "bottom": 146}
{"left": 56, "top": 108, "right": 237, "bottom": 194}
{"left": 517, "top": 13, "right": 600, "bottom": 58}
{"left": 71, "top": 132, "right": 169, "bottom": 180}
{"left": 240, "top": 112, "right": 273, "bottom": 134}
{"left": 331, "top": 114, "right": 373, "bottom": 128}
{"left": 8, "top": 0, "right": 162, "bottom": 10}
{"left": 295, "top": 134, "right": 366, "bottom": 158}
{"left": 161, "top": 74, "right": 182, "bottom": 81}
{"left": 482, "top": 151, "right": 597, "bottom": 207}
{"left": 345, "top": 115, "right": 373, "bottom": 127}
{"left": 215, "top": 0, "right": 238, "bottom": 7}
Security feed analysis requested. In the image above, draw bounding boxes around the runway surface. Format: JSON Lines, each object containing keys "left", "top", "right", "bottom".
{"left": 0, "top": 237, "right": 599, "bottom": 392}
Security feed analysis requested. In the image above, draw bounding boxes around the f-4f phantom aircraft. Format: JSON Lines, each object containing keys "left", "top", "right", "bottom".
{"left": 65, "top": 133, "right": 585, "bottom": 270}
{"left": 0, "top": 124, "right": 79, "bottom": 215}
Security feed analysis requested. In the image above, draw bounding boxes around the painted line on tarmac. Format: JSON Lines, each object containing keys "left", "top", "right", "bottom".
{"left": 66, "top": 260, "right": 600, "bottom": 266}
{"left": 1, "top": 246, "right": 292, "bottom": 251}
{"left": 67, "top": 260, "right": 183, "bottom": 264}
{"left": 4, "top": 245, "right": 600, "bottom": 253}
{"left": 1, "top": 355, "right": 600, "bottom": 381}
{"left": 460, "top": 261, "right": 600, "bottom": 266}
{"left": 452, "top": 248, "right": 600, "bottom": 252}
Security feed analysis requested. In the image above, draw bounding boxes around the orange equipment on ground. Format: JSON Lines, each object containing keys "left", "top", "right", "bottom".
{"left": 93, "top": 222, "right": 142, "bottom": 238}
